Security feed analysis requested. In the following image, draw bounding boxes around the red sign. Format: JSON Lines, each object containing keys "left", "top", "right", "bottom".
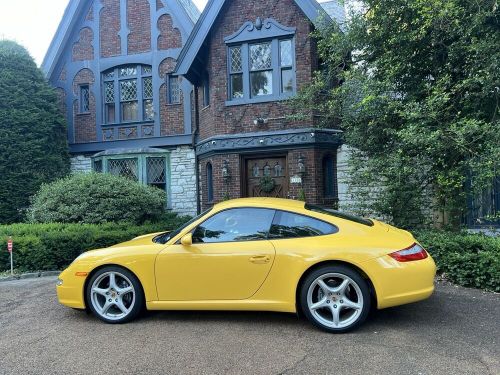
{"left": 7, "top": 238, "right": 13, "bottom": 253}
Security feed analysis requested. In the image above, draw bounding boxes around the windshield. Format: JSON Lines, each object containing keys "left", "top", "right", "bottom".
{"left": 305, "top": 204, "right": 374, "bottom": 227}
{"left": 153, "top": 208, "right": 213, "bottom": 244}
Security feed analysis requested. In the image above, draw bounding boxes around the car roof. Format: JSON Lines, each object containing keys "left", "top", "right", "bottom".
{"left": 213, "top": 197, "right": 306, "bottom": 211}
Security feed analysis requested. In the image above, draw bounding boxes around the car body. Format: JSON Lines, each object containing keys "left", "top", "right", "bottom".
{"left": 57, "top": 198, "right": 436, "bottom": 332}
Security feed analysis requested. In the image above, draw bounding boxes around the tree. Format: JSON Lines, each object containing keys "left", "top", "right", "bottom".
{"left": 292, "top": 0, "right": 500, "bottom": 228}
{"left": 0, "top": 41, "right": 70, "bottom": 223}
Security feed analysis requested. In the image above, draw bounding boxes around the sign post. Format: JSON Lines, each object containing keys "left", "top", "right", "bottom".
{"left": 7, "top": 237, "right": 13, "bottom": 276}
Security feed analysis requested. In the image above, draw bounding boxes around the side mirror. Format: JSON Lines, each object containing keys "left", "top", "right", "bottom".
{"left": 180, "top": 233, "right": 193, "bottom": 246}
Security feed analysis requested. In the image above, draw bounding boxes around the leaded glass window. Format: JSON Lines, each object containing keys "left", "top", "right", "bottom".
{"left": 147, "top": 157, "right": 166, "bottom": 191}
{"left": 102, "top": 64, "right": 154, "bottom": 124}
{"left": 92, "top": 154, "right": 169, "bottom": 195}
{"left": 280, "top": 39, "right": 294, "bottom": 93}
{"left": 80, "top": 85, "right": 90, "bottom": 113}
{"left": 229, "top": 46, "right": 243, "bottom": 99}
{"left": 167, "top": 76, "right": 180, "bottom": 104}
{"left": 227, "top": 37, "right": 295, "bottom": 102}
{"left": 108, "top": 158, "right": 139, "bottom": 180}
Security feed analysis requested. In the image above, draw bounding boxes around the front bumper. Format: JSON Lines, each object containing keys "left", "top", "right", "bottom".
{"left": 363, "top": 253, "right": 437, "bottom": 309}
{"left": 56, "top": 267, "right": 87, "bottom": 309}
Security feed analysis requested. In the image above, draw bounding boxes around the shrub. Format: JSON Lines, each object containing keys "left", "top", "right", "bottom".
{"left": 27, "top": 173, "right": 167, "bottom": 224}
{"left": 0, "top": 40, "right": 70, "bottom": 224}
{"left": 415, "top": 231, "right": 500, "bottom": 292}
{"left": 0, "top": 213, "right": 190, "bottom": 272}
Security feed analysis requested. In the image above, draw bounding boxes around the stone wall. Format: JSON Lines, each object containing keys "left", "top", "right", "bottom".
{"left": 170, "top": 146, "right": 197, "bottom": 216}
{"left": 70, "top": 155, "right": 92, "bottom": 173}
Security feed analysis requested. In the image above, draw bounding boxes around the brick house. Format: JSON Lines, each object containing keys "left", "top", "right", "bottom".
{"left": 43, "top": 0, "right": 346, "bottom": 216}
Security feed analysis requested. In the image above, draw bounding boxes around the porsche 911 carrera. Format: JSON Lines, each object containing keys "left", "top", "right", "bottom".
{"left": 56, "top": 198, "right": 436, "bottom": 332}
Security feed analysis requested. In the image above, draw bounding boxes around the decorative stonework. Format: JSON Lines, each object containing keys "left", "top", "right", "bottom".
{"left": 224, "top": 18, "right": 296, "bottom": 44}
{"left": 197, "top": 128, "right": 343, "bottom": 156}
{"left": 170, "top": 146, "right": 197, "bottom": 216}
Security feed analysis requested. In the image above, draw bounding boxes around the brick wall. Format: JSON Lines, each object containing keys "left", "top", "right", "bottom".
{"left": 100, "top": 0, "right": 121, "bottom": 57}
{"left": 127, "top": 0, "right": 152, "bottom": 54}
{"left": 72, "top": 27, "right": 94, "bottom": 61}
{"left": 198, "top": 147, "right": 339, "bottom": 210}
{"left": 158, "top": 58, "right": 184, "bottom": 135}
{"left": 157, "top": 14, "right": 182, "bottom": 50}
{"left": 197, "top": 0, "right": 317, "bottom": 141}
{"left": 73, "top": 69, "right": 97, "bottom": 143}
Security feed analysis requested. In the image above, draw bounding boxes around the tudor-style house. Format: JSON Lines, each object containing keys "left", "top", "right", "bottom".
{"left": 43, "top": 0, "right": 347, "bottom": 216}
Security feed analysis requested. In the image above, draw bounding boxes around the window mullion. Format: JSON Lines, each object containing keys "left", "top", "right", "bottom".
{"left": 272, "top": 39, "right": 280, "bottom": 97}
{"left": 242, "top": 43, "right": 250, "bottom": 99}
{"left": 136, "top": 65, "right": 144, "bottom": 121}
{"left": 114, "top": 73, "right": 120, "bottom": 124}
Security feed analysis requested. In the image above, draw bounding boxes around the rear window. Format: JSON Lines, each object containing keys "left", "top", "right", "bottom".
{"left": 269, "top": 210, "right": 338, "bottom": 239}
{"left": 305, "top": 204, "right": 374, "bottom": 227}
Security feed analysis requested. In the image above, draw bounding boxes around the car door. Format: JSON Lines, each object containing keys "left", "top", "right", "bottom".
{"left": 155, "top": 208, "right": 276, "bottom": 301}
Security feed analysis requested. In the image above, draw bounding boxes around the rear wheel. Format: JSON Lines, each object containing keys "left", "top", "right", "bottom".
{"left": 300, "top": 265, "right": 371, "bottom": 333}
{"left": 86, "top": 266, "right": 144, "bottom": 324}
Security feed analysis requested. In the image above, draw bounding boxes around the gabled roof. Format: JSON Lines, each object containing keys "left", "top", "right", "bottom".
{"left": 41, "top": 0, "right": 200, "bottom": 79}
{"left": 175, "top": 0, "right": 342, "bottom": 84}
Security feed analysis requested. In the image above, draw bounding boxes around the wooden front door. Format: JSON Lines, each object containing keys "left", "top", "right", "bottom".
{"left": 244, "top": 156, "right": 288, "bottom": 198}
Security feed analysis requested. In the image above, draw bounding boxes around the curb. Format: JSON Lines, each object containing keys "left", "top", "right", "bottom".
{"left": 0, "top": 271, "right": 60, "bottom": 283}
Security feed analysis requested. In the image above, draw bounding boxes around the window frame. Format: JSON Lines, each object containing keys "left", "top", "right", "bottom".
{"left": 225, "top": 37, "right": 296, "bottom": 106}
{"left": 206, "top": 162, "right": 214, "bottom": 203}
{"left": 79, "top": 84, "right": 90, "bottom": 114}
{"left": 166, "top": 74, "right": 181, "bottom": 105}
{"left": 322, "top": 154, "right": 338, "bottom": 199}
{"left": 268, "top": 209, "right": 339, "bottom": 240}
{"left": 190, "top": 207, "right": 277, "bottom": 244}
{"left": 91, "top": 153, "right": 169, "bottom": 194}
{"left": 101, "top": 64, "right": 154, "bottom": 125}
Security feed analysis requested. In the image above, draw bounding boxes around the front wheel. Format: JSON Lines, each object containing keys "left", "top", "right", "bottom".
{"left": 300, "top": 265, "right": 371, "bottom": 333}
{"left": 86, "top": 266, "right": 144, "bottom": 324}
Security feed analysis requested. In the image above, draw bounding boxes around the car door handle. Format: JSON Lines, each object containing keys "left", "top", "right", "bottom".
{"left": 249, "top": 255, "right": 271, "bottom": 264}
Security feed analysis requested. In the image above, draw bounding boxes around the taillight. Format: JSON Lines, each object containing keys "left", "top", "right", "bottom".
{"left": 389, "top": 243, "right": 428, "bottom": 262}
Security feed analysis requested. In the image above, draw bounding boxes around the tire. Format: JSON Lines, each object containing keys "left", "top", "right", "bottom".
{"left": 300, "top": 264, "right": 371, "bottom": 333}
{"left": 86, "top": 266, "right": 144, "bottom": 324}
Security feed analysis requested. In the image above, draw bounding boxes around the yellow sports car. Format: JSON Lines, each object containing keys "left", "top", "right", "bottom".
{"left": 57, "top": 198, "right": 436, "bottom": 332}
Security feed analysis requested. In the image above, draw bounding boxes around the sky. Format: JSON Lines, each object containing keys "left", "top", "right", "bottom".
{"left": 0, "top": 0, "right": 209, "bottom": 66}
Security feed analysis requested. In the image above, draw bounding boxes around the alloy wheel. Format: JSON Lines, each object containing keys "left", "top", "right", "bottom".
{"left": 90, "top": 271, "right": 136, "bottom": 321}
{"left": 306, "top": 272, "right": 364, "bottom": 329}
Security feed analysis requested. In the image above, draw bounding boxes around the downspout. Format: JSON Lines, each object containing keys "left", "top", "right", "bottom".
{"left": 192, "top": 84, "right": 201, "bottom": 215}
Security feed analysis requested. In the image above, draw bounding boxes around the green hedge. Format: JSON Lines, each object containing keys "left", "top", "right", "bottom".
{"left": 0, "top": 213, "right": 190, "bottom": 272}
{"left": 415, "top": 231, "right": 500, "bottom": 292}
{"left": 27, "top": 173, "right": 167, "bottom": 224}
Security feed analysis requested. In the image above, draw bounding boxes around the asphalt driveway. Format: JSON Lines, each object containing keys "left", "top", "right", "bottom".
{"left": 0, "top": 277, "right": 498, "bottom": 375}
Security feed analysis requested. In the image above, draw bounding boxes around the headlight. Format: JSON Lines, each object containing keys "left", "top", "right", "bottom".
{"left": 56, "top": 278, "right": 63, "bottom": 286}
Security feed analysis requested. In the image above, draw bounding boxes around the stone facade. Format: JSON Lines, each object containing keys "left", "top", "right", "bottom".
{"left": 70, "top": 155, "right": 92, "bottom": 173}
{"left": 170, "top": 146, "right": 197, "bottom": 216}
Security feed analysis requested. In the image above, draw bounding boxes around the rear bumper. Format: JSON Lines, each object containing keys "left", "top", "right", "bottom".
{"left": 56, "top": 268, "right": 87, "bottom": 309}
{"left": 363, "top": 254, "right": 436, "bottom": 309}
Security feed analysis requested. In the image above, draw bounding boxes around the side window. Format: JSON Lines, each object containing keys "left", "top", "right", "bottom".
{"left": 192, "top": 208, "right": 275, "bottom": 243}
{"left": 270, "top": 211, "right": 338, "bottom": 239}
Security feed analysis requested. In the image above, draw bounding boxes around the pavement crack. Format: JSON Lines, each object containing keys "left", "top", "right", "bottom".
{"left": 277, "top": 352, "right": 309, "bottom": 375}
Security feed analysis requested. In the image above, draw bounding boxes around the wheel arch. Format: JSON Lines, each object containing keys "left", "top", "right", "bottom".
{"left": 295, "top": 260, "right": 378, "bottom": 316}
{"left": 83, "top": 263, "right": 146, "bottom": 311}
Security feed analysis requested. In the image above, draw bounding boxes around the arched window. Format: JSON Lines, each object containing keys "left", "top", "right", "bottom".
{"left": 207, "top": 162, "right": 214, "bottom": 202}
{"left": 102, "top": 64, "right": 153, "bottom": 124}
{"left": 323, "top": 155, "right": 337, "bottom": 199}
